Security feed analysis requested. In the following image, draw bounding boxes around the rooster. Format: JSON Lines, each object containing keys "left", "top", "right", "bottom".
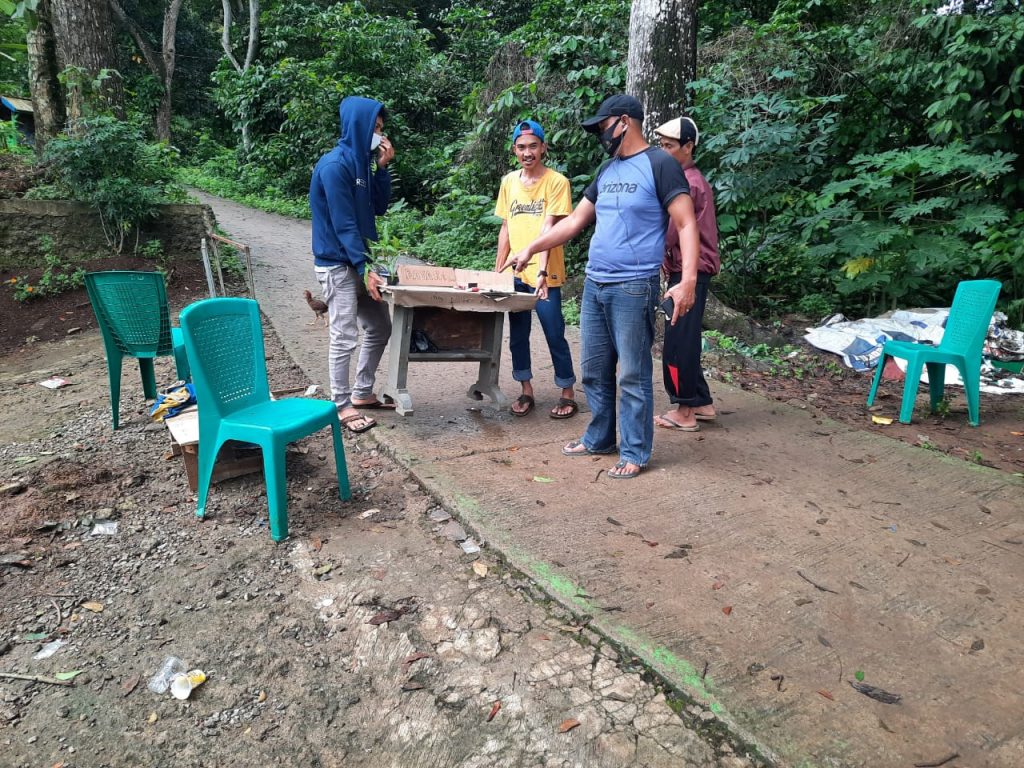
{"left": 304, "top": 289, "right": 329, "bottom": 327}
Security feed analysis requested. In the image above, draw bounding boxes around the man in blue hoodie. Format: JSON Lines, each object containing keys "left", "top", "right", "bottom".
{"left": 311, "top": 96, "right": 395, "bottom": 434}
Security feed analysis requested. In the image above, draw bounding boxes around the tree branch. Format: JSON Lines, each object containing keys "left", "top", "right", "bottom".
{"left": 108, "top": 0, "right": 163, "bottom": 78}
{"left": 243, "top": 0, "right": 259, "bottom": 71}
{"left": 220, "top": 0, "right": 243, "bottom": 72}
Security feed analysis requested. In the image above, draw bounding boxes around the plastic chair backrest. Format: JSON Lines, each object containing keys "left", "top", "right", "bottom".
{"left": 85, "top": 271, "right": 173, "bottom": 356}
{"left": 938, "top": 280, "right": 1002, "bottom": 355}
{"left": 179, "top": 298, "right": 270, "bottom": 421}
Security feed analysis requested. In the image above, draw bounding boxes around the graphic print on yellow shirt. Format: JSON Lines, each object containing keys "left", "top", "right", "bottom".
{"left": 495, "top": 168, "right": 572, "bottom": 288}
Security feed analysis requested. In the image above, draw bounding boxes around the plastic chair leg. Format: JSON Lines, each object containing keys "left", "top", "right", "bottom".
{"left": 961, "top": 364, "right": 981, "bottom": 427}
{"left": 195, "top": 431, "right": 223, "bottom": 519}
{"left": 171, "top": 327, "right": 191, "bottom": 382}
{"left": 926, "top": 362, "right": 947, "bottom": 414}
{"left": 139, "top": 357, "right": 158, "bottom": 400}
{"left": 106, "top": 352, "right": 124, "bottom": 430}
{"left": 866, "top": 353, "right": 886, "bottom": 406}
{"left": 330, "top": 420, "right": 351, "bottom": 501}
{"left": 898, "top": 358, "right": 923, "bottom": 424}
{"left": 264, "top": 443, "right": 290, "bottom": 542}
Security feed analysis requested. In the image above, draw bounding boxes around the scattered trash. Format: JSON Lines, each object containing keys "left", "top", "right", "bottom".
{"left": 22, "top": 632, "right": 48, "bottom": 642}
{"left": 39, "top": 377, "right": 69, "bottom": 390}
{"left": 849, "top": 680, "right": 901, "bottom": 704}
{"left": 440, "top": 521, "right": 467, "bottom": 542}
{"left": 855, "top": 670, "right": 865, "bottom": 681}
{"left": 304, "top": 384, "right": 319, "bottom": 396}
{"left": 170, "top": 669, "right": 207, "bottom": 700}
{"left": 358, "top": 508, "right": 380, "bottom": 519}
{"left": 558, "top": 718, "right": 581, "bottom": 733}
{"left": 871, "top": 415, "right": 894, "bottom": 425}
{"left": 257, "top": 690, "right": 267, "bottom": 703}
{"left": 818, "top": 689, "right": 834, "bottom": 701}
{"left": 460, "top": 538, "right": 481, "bottom": 555}
{"left": 90, "top": 521, "right": 118, "bottom": 536}
{"left": 33, "top": 639, "right": 66, "bottom": 660}
{"left": 532, "top": 476, "right": 554, "bottom": 483}
{"left": 147, "top": 656, "right": 186, "bottom": 694}
{"left": 472, "top": 561, "right": 488, "bottom": 578}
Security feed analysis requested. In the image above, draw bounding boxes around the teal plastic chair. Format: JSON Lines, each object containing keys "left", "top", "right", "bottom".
{"left": 178, "top": 298, "right": 350, "bottom": 542}
{"left": 85, "top": 271, "right": 191, "bottom": 429}
{"left": 866, "top": 280, "right": 1002, "bottom": 426}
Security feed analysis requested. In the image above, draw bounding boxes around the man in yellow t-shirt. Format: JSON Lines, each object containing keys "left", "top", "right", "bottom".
{"left": 495, "top": 120, "right": 578, "bottom": 419}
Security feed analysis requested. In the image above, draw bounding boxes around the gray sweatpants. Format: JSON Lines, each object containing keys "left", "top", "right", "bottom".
{"left": 315, "top": 265, "right": 391, "bottom": 409}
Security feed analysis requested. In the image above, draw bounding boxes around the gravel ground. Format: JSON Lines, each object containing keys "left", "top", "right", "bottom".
{"left": 1, "top": 324, "right": 764, "bottom": 768}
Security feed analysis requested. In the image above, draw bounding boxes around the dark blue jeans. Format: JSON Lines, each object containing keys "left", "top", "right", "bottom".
{"left": 509, "top": 278, "right": 576, "bottom": 389}
{"left": 579, "top": 274, "right": 659, "bottom": 466}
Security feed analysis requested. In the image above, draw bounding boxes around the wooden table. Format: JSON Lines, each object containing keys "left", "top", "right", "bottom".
{"left": 381, "top": 286, "right": 538, "bottom": 416}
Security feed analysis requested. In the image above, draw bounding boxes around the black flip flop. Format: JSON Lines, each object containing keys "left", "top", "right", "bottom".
{"left": 511, "top": 394, "right": 535, "bottom": 416}
{"left": 549, "top": 398, "right": 579, "bottom": 419}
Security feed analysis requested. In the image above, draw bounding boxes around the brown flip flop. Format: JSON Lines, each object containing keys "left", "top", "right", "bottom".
{"left": 352, "top": 398, "right": 396, "bottom": 410}
{"left": 549, "top": 397, "right": 579, "bottom": 419}
{"left": 512, "top": 394, "right": 535, "bottom": 416}
{"left": 340, "top": 413, "right": 377, "bottom": 433}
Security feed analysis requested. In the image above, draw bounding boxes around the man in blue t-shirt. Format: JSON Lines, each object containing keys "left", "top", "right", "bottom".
{"left": 510, "top": 94, "right": 700, "bottom": 479}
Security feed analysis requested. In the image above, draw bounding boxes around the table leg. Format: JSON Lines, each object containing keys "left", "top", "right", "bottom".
{"left": 383, "top": 303, "right": 415, "bottom": 415}
{"left": 466, "top": 311, "right": 509, "bottom": 407}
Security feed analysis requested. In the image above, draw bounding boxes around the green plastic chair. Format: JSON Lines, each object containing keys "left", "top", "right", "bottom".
{"left": 85, "top": 271, "right": 191, "bottom": 430}
{"left": 178, "top": 297, "right": 350, "bottom": 542}
{"left": 866, "top": 279, "right": 1002, "bottom": 426}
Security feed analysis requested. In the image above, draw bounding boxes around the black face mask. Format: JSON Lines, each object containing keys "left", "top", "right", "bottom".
{"left": 598, "top": 120, "right": 626, "bottom": 157}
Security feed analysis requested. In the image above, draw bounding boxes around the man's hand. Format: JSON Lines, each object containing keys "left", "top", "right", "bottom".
{"left": 367, "top": 270, "right": 385, "bottom": 301}
{"left": 499, "top": 248, "right": 532, "bottom": 273}
{"left": 665, "top": 281, "right": 696, "bottom": 326}
{"left": 377, "top": 136, "right": 395, "bottom": 168}
{"left": 534, "top": 275, "right": 548, "bottom": 301}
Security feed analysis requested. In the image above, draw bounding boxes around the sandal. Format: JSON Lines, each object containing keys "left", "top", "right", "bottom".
{"left": 351, "top": 397, "right": 396, "bottom": 410}
{"left": 607, "top": 460, "right": 643, "bottom": 480}
{"left": 561, "top": 439, "right": 616, "bottom": 457}
{"left": 655, "top": 414, "right": 700, "bottom": 432}
{"left": 340, "top": 412, "right": 377, "bottom": 434}
{"left": 512, "top": 394, "right": 535, "bottom": 417}
{"left": 549, "top": 398, "right": 579, "bottom": 420}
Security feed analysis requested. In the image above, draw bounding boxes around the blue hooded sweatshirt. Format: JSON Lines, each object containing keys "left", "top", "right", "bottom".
{"left": 310, "top": 96, "right": 392, "bottom": 275}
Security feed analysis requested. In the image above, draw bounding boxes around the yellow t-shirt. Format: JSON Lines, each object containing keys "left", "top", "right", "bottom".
{"left": 494, "top": 168, "right": 572, "bottom": 288}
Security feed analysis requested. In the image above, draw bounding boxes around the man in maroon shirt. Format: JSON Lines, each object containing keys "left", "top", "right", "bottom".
{"left": 653, "top": 117, "right": 721, "bottom": 431}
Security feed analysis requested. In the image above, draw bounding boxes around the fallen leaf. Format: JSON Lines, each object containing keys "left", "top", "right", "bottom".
{"left": 1010, "top": 431, "right": 1023, "bottom": 437}
{"left": 313, "top": 564, "right": 333, "bottom": 577}
{"left": 711, "top": 581, "right": 725, "bottom": 590}
{"left": 849, "top": 680, "right": 901, "bottom": 704}
{"left": 192, "top": 563, "right": 207, "bottom": 571}
{"left": 969, "top": 639, "right": 985, "bottom": 653}
{"left": 486, "top": 700, "right": 501, "bottom": 722}
{"left": 472, "top": 561, "right": 488, "bottom": 578}
{"left": 403, "top": 652, "right": 430, "bottom": 666}
{"left": 642, "top": 539, "right": 659, "bottom": 547}
{"left": 310, "top": 538, "right": 323, "bottom": 552}
{"left": 532, "top": 476, "right": 554, "bottom": 483}
{"left": 54, "top": 670, "right": 82, "bottom": 681}
{"left": 370, "top": 567, "right": 387, "bottom": 581}
{"left": 257, "top": 690, "right": 267, "bottom": 703}
{"left": 147, "top": 712, "right": 158, "bottom": 724}
{"left": 855, "top": 670, "right": 865, "bottom": 682}
{"left": 558, "top": 718, "right": 580, "bottom": 733}
{"left": 722, "top": 606, "right": 733, "bottom": 616}
{"left": 401, "top": 680, "right": 425, "bottom": 691}
{"left": 817, "top": 634, "right": 832, "bottom": 648}
{"left": 81, "top": 601, "right": 103, "bottom": 613}
{"left": 817, "top": 689, "right": 834, "bottom": 701}
{"left": 121, "top": 675, "right": 139, "bottom": 696}
{"left": 606, "top": 516, "right": 623, "bottom": 527}
{"left": 871, "top": 415, "right": 894, "bottom": 425}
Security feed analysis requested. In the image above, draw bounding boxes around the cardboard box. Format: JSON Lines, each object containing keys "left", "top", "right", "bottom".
{"left": 164, "top": 406, "right": 263, "bottom": 492}
{"left": 388, "top": 265, "right": 537, "bottom": 313}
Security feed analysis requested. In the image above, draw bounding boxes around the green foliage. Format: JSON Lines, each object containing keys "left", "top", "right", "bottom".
{"left": 42, "top": 116, "right": 179, "bottom": 253}
{"left": 409, "top": 188, "right": 499, "bottom": 270}
{"left": 7, "top": 236, "right": 86, "bottom": 301}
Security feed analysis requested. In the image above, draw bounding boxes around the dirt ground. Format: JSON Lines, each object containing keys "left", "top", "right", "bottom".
{"left": 0, "top": 298, "right": 762, "bottom": 767}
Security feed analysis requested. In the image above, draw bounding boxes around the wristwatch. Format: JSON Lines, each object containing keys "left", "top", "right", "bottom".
{"left": 537, "top": 270, "right": 548, "bottom": 277}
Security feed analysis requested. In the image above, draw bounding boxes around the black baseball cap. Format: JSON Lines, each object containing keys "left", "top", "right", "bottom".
{"left": 581, "top": 95, "right": 644, "bottom": 133}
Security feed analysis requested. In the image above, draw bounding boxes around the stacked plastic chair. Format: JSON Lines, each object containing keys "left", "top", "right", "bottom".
{"left": 178, "top": 297, "right": 350, "bottom": 542}
{"left": 85, "top": 270, "right": 190, "bottom": 429}
{"left": 866, "top": 280, "right": 1002, "bottom": 426}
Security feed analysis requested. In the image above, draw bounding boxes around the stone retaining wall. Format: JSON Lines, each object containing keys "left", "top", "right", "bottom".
{"left": 0, "top": 199, "right": 215, "bottom": 270}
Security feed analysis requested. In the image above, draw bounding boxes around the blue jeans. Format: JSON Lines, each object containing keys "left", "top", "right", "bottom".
{"left": 579, "top": 274, "right": 658, "bottom": 466}
{"left": 509, "top": 278, "right": 576, "bottom": 389}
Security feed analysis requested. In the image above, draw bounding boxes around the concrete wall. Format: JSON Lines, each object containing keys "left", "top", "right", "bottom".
{"left": 0, "top": 199, "right": 215, "bottom": 270}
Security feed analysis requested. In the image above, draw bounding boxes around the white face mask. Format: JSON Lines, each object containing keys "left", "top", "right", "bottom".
{"left": 370, "top": 133, "right": 383, "bottom": 151}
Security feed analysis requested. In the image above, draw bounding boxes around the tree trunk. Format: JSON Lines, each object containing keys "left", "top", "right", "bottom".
{"left": 26, "top": 0, "right": 65, "bottom": 150}
{"left": 221, "top": 0, "right": 259, "bottom": 156}
{"left": 50, "top": 0, "right": 123, "bottom": 124}
{"left": 626, "top": 0, "right": 698, "bottom": 133}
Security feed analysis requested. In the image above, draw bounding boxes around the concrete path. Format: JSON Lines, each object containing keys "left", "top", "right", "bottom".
{"left": 197, "top": 190, "right": 1024, "bottom": 768}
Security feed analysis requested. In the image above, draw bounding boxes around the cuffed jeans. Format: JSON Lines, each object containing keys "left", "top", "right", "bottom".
{"left": 315, "top": 265, "right": 391, "bottom": 409}
{"left": 579, "top": 274, "right": 659, "bottom": 467}
{"left": 509, "top": 278, "right": 576, "bottom": 389}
